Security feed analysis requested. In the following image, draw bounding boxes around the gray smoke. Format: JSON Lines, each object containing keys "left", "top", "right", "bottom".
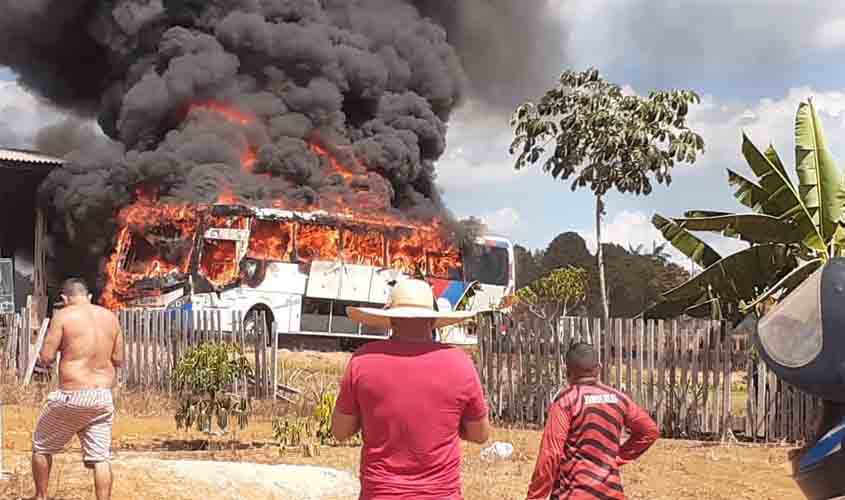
{"left": 413, "top": 0, "right": 570, "bottom": 110}
{"left": 0, "top": 0, "right": 563, "bottom": 290}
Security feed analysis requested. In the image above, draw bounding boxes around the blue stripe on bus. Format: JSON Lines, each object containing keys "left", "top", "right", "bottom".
{"left": 440, "top": 281, "right": 468, "bottom": 307}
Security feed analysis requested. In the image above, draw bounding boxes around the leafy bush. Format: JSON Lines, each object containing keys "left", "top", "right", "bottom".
{"left": 314, "top": 391, "right": 337, "bottom": 445}
{"left": 172, "top": 343, "right": 253, "bottom": 435}
{"left": 272, "top": 389, "right": 360, "bottom": 451}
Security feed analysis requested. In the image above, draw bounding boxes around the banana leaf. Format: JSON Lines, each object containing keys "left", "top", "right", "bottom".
{"left": 652, "top": 214, "right": 721, "bottom": 268}
{"left": 740, "top": 258, "right": 824, "bottom": 312}
{"left": 684, "top": 297, "right": 721, "bottom": 318}
{"left": 640, "top": 292, "right": 706, "bottom": 319}
{"left": 741, "top": 134, "right": 803, "bottom": 218}
{"left": 794, "top": 100, "right": 845, "bottom": 244}
{"left": 655, "top": 243, "right": 796, "bottom": 304}
{"left": 673, "top": 211, "right": 800, "bottom": 244}
{"left": 727, "top": 169, "right": 790, "bottom": 216}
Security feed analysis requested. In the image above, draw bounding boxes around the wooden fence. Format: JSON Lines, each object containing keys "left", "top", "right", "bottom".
{"left": 116, "top": 309, "right": 288, "bottom": 399}
{"left": 0, "top": 303, "right": 41, "bottom": 384}
{"left": 1, "top": 307, "right": 288, "bottom": 400}
{"left": 477, "top": 314, "right": 820, "bottom": 443}
{"left": 2, "top": 304, "right": 822, "bottom": 442}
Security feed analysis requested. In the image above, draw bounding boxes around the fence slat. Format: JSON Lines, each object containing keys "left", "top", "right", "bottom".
{"left": 152, "top": 311, "right": 160, "bottom": 390}
{"left": 656, "top": 320, "right": 666, "bottom": 431}
{"left": 647, "top": 320, "right": 655, "bottom": 415}
{"left": 689, "top": 320, "right": 701, "bottom": 435}
{"left": 713, "top": 321, "right": 723, "bottom": 436}
{"left": 725, "top": 321, "right": 734, "bottom": 439}
{"left": 614, "top": 319, "right": 623, "bottom": 390}
{"left": 507, "top": 329, "right": 515, "bottom": 422}
{"left": 554, "top": 318, "right": 562, "bottom": 388}
{"left": 217, "top": 310, "right": 223, "bottom": 344}
{"left": 636, "top": 319, "right": 644, "bottom": 406}
{"left": 701, "top": 321, "right": 712, "bottom": 433}
{"left": 593, "top": 317, "right": 602, "bottom": 371}
{"left": 271, "top": 321, "right": 278, "bottom": 400}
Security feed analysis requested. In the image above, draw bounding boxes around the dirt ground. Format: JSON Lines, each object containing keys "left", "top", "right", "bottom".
{"left": 0, "top": 350, "right": 802, "bottom": 499}
{"left": 1, "top": 404, "right": 803, "bottom": 500}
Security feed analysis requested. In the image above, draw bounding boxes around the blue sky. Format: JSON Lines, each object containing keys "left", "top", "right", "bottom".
{"left": 4, "top": 1, "right": 845, "bottom": 263}
{"left": 437, "top": 0, "right": 845, "bottom": 260}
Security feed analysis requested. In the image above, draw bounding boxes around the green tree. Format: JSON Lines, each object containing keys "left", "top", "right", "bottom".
{"left": 515, "top": 266, "right": 588, "bottom": 320}
{"left": 511, "top": 68, "right": 705, "bottom": 321}
{"left": 647, "top": 99, "right": 845, "bottom": 321}
{"left": 172, "top": 343, "right": 253, "bottom": 437}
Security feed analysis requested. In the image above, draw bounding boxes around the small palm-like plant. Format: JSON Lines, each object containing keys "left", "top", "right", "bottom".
{"left": 172, "top": 343, "right": 253, "bottom": 436}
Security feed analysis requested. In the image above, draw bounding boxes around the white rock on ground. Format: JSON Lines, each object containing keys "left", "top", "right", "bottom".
{"left": 125, "top": 458, "right": 360, "bottom": 500}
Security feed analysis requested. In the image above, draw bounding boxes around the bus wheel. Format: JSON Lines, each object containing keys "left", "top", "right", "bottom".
{"left": 244, "top": 307, "right": 274, "bottom": 345}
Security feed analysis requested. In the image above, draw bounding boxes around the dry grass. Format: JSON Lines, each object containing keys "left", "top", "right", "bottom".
{"left": 1, "top": 353, "right": 804, "bottom": 500}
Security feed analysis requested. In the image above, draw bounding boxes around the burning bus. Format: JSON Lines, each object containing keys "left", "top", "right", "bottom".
{"left": 101, "top": 200, "right": 514, "bottom": 345}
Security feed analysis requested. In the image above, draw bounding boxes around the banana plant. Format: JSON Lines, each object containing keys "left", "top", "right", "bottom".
{"left": 644, "top": 99, "right": 845, "bottom": 321}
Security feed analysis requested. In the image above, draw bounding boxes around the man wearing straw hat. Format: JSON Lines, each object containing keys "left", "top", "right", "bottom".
{"left": 332, "top": 279, "right": 491, "bottom": 500}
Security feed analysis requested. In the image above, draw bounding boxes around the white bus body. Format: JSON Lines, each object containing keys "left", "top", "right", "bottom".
{"left": 120, "top": 205, "right": 515, "bottom": 345}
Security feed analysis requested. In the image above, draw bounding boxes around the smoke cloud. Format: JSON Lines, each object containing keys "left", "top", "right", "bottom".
{"left": 413, "top": 0, "right": 570, "bottom": 110}
{"left": 0, "top": 0, "right": 564, "bottom": 291}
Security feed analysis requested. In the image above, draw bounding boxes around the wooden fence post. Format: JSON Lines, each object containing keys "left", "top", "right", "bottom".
{"left": 23, "top": 319, "right": 50, "bottom": 385}
{"left": 271, "top": 321, "right": 279, "bottom": 400}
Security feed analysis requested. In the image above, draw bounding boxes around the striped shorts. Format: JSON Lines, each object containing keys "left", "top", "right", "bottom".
{"left": 32, "top": 389, "right": 114, "bottom": 464}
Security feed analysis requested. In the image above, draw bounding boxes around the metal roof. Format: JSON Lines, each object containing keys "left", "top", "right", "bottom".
{"left": 0, "top": 148, "right": 64, "bottom": 166}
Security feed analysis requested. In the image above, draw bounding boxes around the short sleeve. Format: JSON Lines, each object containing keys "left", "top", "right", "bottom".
{"left": 335, "top": 357, "right": 359, "bottom": 416}
{"left": 462, "top": 359, "right": 489, "bottom": 421}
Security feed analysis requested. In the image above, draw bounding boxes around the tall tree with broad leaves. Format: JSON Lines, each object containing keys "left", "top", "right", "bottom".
{"left": 647, "top": 99, "right": 845, "bottom": 323}
{"left": 510, "top": 68, "right": 705, "bottom": 321}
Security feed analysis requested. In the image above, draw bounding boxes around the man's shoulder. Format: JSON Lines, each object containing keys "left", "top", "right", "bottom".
{"left": 353, "top": 341, "right": 473, "bottom": 365}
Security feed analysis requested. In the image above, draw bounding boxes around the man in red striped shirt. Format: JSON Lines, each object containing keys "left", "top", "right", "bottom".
{"left": 526, "top": 343, "right": 659, "bottom": 500}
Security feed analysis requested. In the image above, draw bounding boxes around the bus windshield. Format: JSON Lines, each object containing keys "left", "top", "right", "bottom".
{"left": 464, "top": 244, "right": 509, "bottom": 286}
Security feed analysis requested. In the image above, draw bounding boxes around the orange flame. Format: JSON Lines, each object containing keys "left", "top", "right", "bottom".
{"left": 101, "top": 102, "right": 462, "bottom": 308}
{"left": 189, "top": 101, "right": 254, "bottom": 125}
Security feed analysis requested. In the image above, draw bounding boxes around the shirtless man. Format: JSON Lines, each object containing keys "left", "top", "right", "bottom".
{"left": 31, "top": 278, "right": 123, "bottom": 500}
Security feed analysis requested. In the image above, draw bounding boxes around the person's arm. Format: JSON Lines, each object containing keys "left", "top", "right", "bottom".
{"left": 460, "top": 360, "right": 490, "bottom": 444}
{"left": 619, "top": 402, "right": 659, "bottom": 464}
{"left": 111, "top": 314, "right": 125, "bottom": 368}
{"left": 38, "top": 310, "right": 64, "bottom": 367}
{"left": 331, "top": 357, "right": 361, "bottom": 442}
{"left": 526, "top": 401, "right": 570, "bottom": 500}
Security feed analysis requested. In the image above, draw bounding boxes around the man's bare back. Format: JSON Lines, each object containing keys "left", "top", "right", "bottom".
{"left": 33, "top": 278, "right": 123, "bottom": 500}
{"left": 40, "top": 302, "right": 123, "bottom": 391}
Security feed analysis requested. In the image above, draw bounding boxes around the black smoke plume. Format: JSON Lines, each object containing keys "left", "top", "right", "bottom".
{"left": 1, "top": 0, "right": 565, "bottom": 294}
{"left": 0, "top": 0, "right": 473, "bottom": 292}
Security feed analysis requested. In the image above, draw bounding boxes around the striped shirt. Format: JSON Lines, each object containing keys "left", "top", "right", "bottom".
{"left": 526, "top": 383, "right": 659, "bottom": 500}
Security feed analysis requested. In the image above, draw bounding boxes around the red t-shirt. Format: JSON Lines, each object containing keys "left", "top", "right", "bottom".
{"left": 336, "top": 340, "right": 489, "bottom": 500}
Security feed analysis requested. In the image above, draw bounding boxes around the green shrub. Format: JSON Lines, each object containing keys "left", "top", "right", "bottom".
{"left": 172, "top": 343, "right": 253, "bottom": 435}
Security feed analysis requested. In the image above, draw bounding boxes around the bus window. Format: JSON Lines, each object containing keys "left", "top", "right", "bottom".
{"left": 388, "top": 231, "right": 425, "bottom": 276}
{"left": 199, "top": 239, "right": 240, "bottom": 287}
{"left": 122, "top": 226, "right": 193, "bottom": 276}
{"left": 342, "top": 228, "right": 385, "bottom": 266}
{"left": 296, "top": 223, "right": 340, "bottom": 262}
{"left": 464, "top": 244, "right": 509, "bottom": 286}
{"left": 428, "top": 252, "right": 462, "bottom": 280}
{"left": 247, "top": 220, "right": 293, "bottom": 262}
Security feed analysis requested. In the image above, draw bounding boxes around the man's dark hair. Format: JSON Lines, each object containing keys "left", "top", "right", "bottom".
{"left": 566, "top": 342, "right": 599, "bottom": 374}
{"left": 61, "top": 278, "right": 89, "bottom": 297}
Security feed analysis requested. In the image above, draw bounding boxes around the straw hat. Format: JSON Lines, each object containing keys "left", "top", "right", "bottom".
{"left": 347, "top": 279, "right": 476, "bottom": 329}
